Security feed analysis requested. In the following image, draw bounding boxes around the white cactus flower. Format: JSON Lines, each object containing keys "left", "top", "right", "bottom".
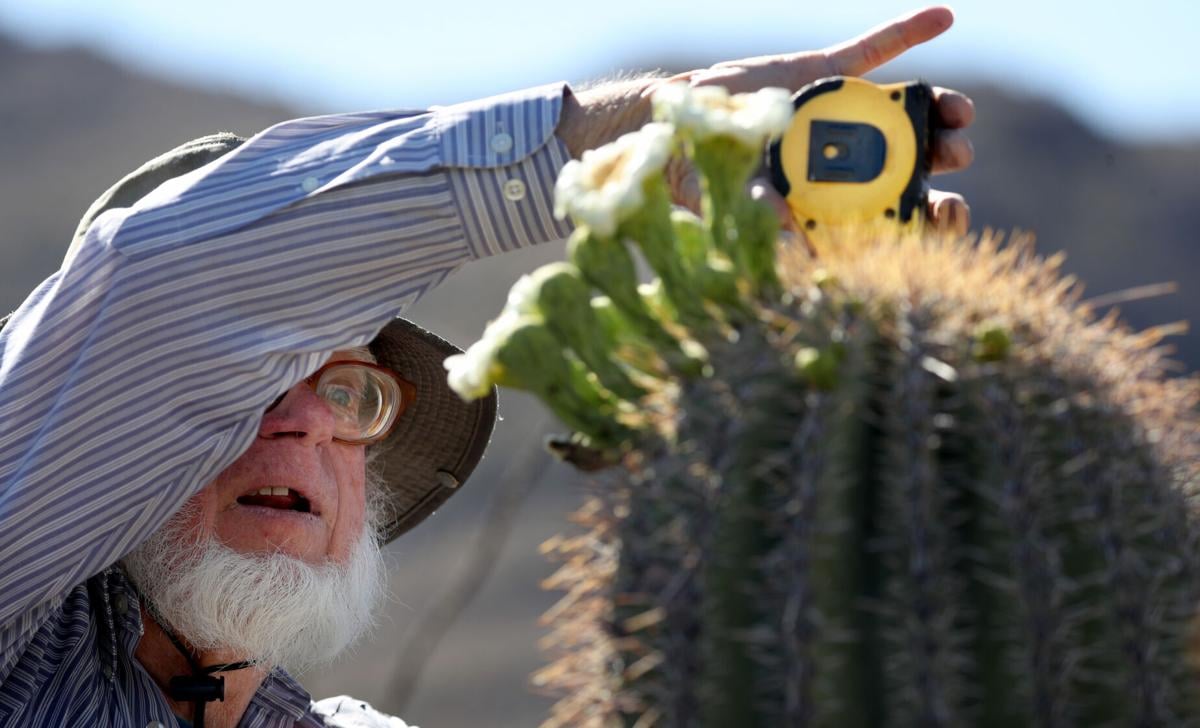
{"left": 653, "top": 83, "right": 793, "bottom": 147}
{"left": 443, "top": 340, "right": 498, "bottom": 401}
{"left": 553, "top": 122, "right": 675, "bottom": 237}
{"left": 444, "top": 310, "right": 532, "bottom": 400}
{"left": 505, "top": 271, "right": 542, "bottom": 316}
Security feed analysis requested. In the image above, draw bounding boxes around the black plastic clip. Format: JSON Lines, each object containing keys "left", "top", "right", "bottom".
{"left": 168, "top": 674, "right": 224, "bottom": 703}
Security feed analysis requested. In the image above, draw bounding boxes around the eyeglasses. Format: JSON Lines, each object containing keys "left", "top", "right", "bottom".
{"left": 266, "top": 360, "right": 416, "bottom": 445}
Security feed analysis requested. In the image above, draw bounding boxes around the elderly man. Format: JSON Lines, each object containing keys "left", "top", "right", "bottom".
{"left": 0, "top": 7, "right": 975, "bottom": 727}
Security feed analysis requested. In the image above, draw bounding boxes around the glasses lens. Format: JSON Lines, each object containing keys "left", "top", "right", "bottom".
{"left": 316, "top": 363, "right": 404, "bottom": 443}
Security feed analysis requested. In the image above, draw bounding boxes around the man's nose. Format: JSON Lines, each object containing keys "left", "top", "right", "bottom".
{"left": 259, "top": 381, "right": 337, "bottom": 445}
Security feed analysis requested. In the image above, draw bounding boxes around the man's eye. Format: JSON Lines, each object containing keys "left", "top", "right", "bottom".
{"left": 323, "top": 385, "right": 357, "bottom": 410}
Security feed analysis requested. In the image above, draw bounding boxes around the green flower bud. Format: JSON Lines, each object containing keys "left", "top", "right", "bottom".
{"left": 569, "top": 229, "right": 705, "bottom": 377}
{"left": 794, "top": 344, "right": 844, "bottom": 391}
{"left": 511, "top": 262, "right": 646, "bottom": 401}
{"left": 621, "top": 178, "right": 711, "bottom": 329}
{"left": 735, "top": 197, "right": 782, "bottom": 295}
{"left": 974, "top": 324, "right": 1013, "bottom": 362}
{"left": 670, "top": 208, "right": 712, "bottom": 273}
{"left": 495, "top": 318, "right": 636, "bottom": 446}
{"left": 591, "top": 296, "right": 665, "bottom": 378}
{"left": 672, "top": 208, "right": 746, "bottom": 311}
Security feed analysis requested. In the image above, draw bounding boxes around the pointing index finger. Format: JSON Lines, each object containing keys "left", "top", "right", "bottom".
{"left": 824, "top": 6, "right": 954, "bottom": 78}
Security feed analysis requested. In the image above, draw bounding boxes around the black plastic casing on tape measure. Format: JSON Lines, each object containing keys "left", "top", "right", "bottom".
{"left": 766, "top": 77, "right": 937, "bottom": 242}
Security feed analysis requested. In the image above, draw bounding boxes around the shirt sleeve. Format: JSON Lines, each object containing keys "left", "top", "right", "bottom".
{"left": 0, "top": 82, "right": 576, "bottom": 656}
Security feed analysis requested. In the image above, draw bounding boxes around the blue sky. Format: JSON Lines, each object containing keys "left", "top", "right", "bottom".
{"left": 1, "top": 0, "right": 1196, "bottom": 141}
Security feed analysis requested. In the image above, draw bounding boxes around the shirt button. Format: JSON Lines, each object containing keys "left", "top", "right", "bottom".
{"left": 113, "top": 594, "right": 128, "bottom": 615}
{"left": 490, "top": 132, "right": 514, "bottom": 154}
{"left": 301, "top": 176, "right": 320, "bottom": 193}
{"left": 502, "top": 179, "right": 526, "bottom": 202}
{"left": 101, "top": 665, "right": 114, "bottom": 680}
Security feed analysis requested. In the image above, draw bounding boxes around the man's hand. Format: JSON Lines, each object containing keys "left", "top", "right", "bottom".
{"left": 558, "top": 5, "right": 974, "bottom": 234}
{"left": 672, "top": 6, "right": 973, "bottom": 234}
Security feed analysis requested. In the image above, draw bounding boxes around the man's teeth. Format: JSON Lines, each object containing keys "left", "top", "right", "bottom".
{"left": 252, "top": 487, "right": 291, "bottom": 496}
{"left": 236, "top": 486, "right": 312, "bottom": 514}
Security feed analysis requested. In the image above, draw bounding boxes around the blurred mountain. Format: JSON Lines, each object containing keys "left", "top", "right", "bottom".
{"left": 943, "top": 82, "right": 1200, "bottom": 364}
{"left": 0, "top": 34, "right": 294, "bottom": 306}
{"left": 2, "top": 32, "right": 1198, "bottom": 728}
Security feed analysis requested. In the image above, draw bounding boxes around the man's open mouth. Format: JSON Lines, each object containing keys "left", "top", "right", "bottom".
{"left": 236, "top": 487, "right": 313, "bottom": 514}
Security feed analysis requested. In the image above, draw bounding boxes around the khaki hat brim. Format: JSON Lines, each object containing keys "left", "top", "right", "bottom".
{"left": 369, "top": 319, "right": 497, "bottom": 542}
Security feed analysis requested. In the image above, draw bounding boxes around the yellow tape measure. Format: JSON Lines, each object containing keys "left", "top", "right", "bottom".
{"left": 767, "top": 77, "right": 936, "bottom": 244}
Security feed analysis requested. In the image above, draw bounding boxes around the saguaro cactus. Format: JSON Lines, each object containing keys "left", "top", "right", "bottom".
{"left": 446, "top": 84, "right": 1200, "bottom": 727}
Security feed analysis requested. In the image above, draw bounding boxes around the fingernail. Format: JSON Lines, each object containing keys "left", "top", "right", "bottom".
{"left": 933, "top": 198, "right": 947, "bottom": 226}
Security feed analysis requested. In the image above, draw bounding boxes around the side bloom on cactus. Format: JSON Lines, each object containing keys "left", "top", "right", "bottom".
{"left": 553, "top": 122, "right": 675, "bottom": 238}
{"left": 445, "top": 307, "right": 638, "bottom": 448}
{"left": 444, "top": 310, "right": 528, "bottom": 401}
{"left": 652, "top": 82, "right": 793, "bottom": 147}
{"left": 653, "top": 82, "right": 793, "bottom": 292}
{"left": 508, "top": 262, "right": 647, "bottom": 401}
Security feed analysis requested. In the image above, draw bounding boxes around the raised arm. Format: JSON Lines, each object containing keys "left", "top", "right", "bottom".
{"left": 0, "top": 83, "right": 574, "bottom": 671}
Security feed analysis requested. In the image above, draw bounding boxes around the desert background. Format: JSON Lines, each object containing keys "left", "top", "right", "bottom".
{"left": 1, "top": 2, "right": 1198, "bottom": 726}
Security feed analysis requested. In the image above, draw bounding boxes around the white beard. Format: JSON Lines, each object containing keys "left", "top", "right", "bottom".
{"left": 121, "top": 502, "right": 387, "bottom": 673}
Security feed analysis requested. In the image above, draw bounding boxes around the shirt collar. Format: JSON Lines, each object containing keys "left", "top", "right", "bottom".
{"left": 250, "top": 668, "right": 315, "bottom": 722}
{"left": 105, "top": 566, "right": 316, "bottom": 724}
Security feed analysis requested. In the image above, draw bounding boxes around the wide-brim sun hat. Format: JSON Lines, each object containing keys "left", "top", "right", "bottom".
{"left": 0, "top": 133, "right": 497, "bottom": 544}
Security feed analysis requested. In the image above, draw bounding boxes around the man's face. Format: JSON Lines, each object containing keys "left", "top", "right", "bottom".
{"left": 122, "top": 347, "right": 389, "bottom": 669}
{"left": 179, "top": 348, "right": 374, "bottom": 564}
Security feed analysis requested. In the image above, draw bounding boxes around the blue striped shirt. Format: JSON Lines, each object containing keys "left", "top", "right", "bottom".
{"left": 0, "top": 82, "right": 574, "bottom": 727}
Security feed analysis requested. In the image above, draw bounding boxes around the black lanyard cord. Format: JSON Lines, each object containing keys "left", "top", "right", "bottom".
{"left": 160, "top": 623, "right": 256, "bottom": 728}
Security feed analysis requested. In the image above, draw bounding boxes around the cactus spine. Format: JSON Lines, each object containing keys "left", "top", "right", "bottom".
{"left": 444, "top": 85, "right": 1200, "bottom": 727}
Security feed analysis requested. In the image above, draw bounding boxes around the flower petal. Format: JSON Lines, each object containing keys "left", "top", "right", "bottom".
{"left": 445, "top": 310, "right": 537, "bottom": 400}
{"left": 654, "top": 83, "right": 793, "bottom": 147}
{"left": 553, "top": 122, "right": 675, "bottom": 236}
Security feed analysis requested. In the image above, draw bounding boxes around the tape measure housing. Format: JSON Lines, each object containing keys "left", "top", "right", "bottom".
{"left": 767, "top": 77, "right": 934, "bottom": 242}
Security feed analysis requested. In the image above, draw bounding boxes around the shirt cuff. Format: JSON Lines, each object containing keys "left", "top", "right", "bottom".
{"left": 443, "top": 82, "right": 575, "bottom": 259}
